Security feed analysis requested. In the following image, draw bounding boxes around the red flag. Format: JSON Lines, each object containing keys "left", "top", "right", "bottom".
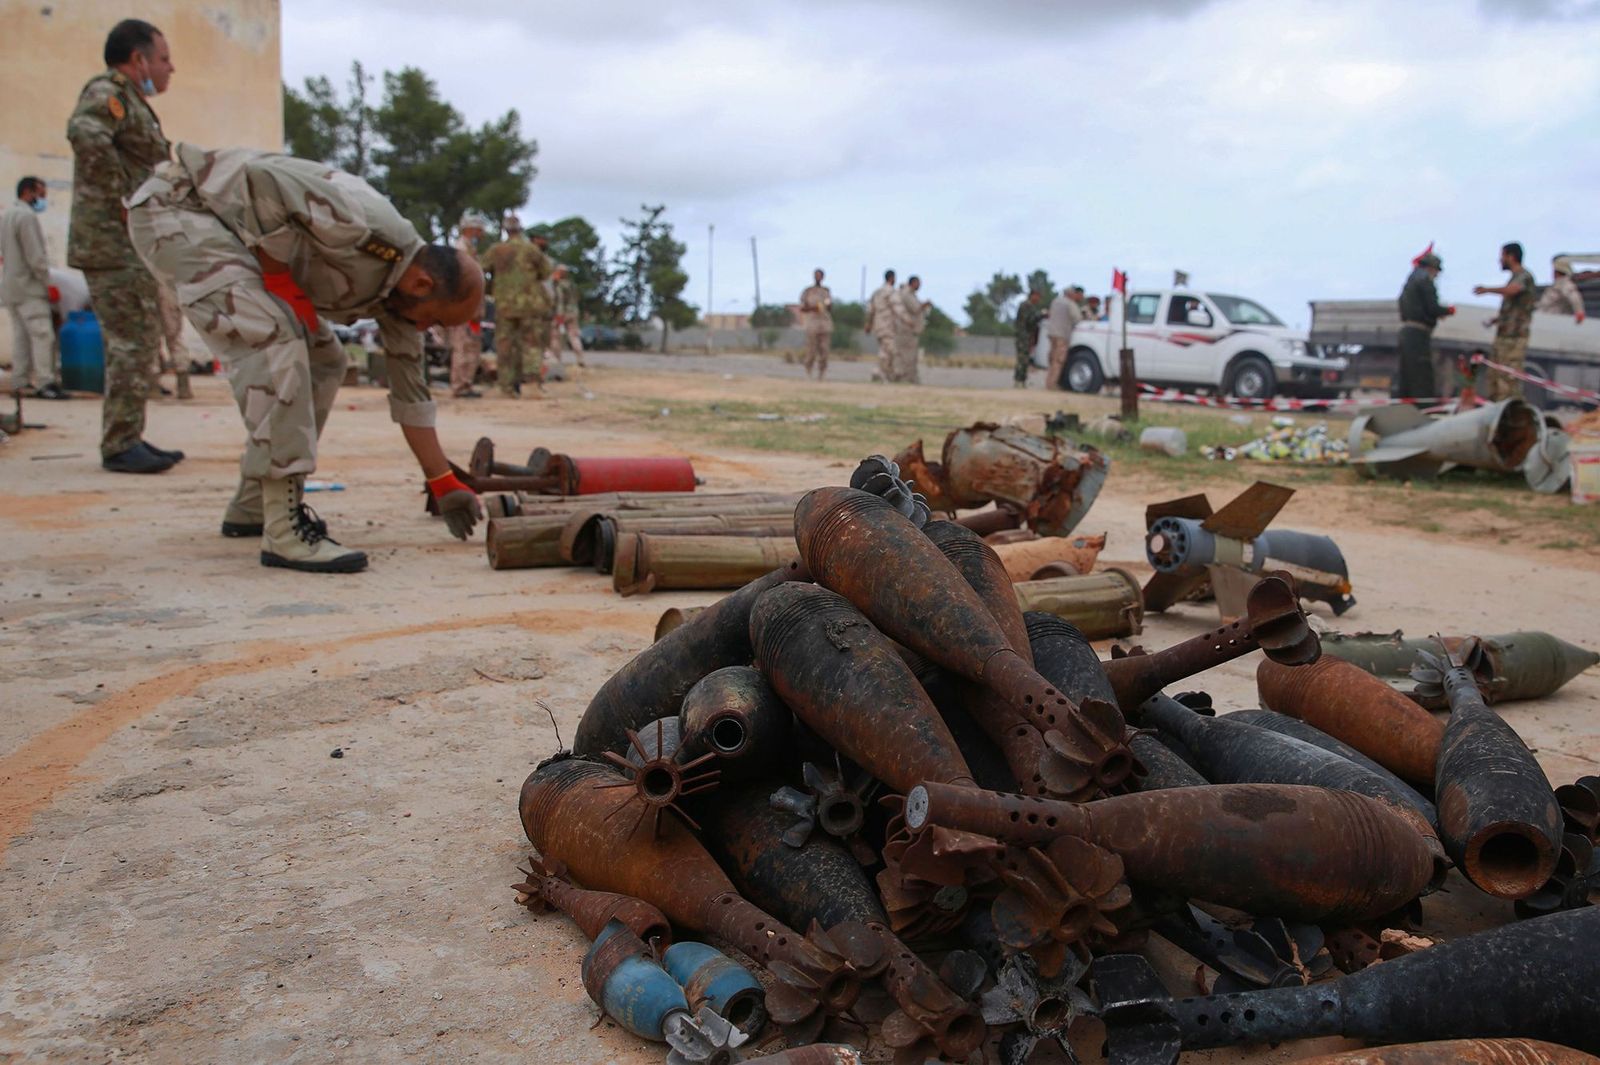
{"left": 1411, "top": 242, "right": 1434, "bottom": 267}
{"left": 1111, "top": 269, "right": 1128, "bottom": 295}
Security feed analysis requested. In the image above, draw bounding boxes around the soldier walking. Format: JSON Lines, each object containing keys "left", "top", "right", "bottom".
{"left": 128, "top": 144, "right": 485, "bottom": 572}
{"left": 446, "top": 209, "right": 489, "bottom": 397}
{"left": 798, "top": 267, "right": 833, "bottom": 379}
{"left": 865, "top": 269, "right": 897, "bottom": 382}
{"left": 481, "top": 215, "right": 552, "bottom": 397}
{"left": 549, "top": 263, "right": 585, "bottom": 366}
{"left": 1394, "top": 249, "right": 1453, "bottom": 400}
{"left": 1013, "top": 289, "right": 1045, "bottom": 389}
{"left": 2, "top": 176, "right": 66, "bottom": 399}
{"left": 1473, "top": 242, "right": 1537, "bottom": 401}
{"left": 891, "top": 275, "right": 929, "bottom": 384}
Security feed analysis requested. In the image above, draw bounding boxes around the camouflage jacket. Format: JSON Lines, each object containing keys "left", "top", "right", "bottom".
{"left": 893, "top": 285, "right": 927, "bottom": 335}
{"left": 482, "top": 236, "right": 552, "bottom": 318}
{"left": 1497, "top": 267, "right": 1537, "bottom": 338}
{"left": 1014, "top": 299, "right": 1045, "bottom": 354}
{"left": 553, "top": 276, "right": 580, "bottom": 322}
{"left": 66, "top": 70, "right": 169, "bottom": 270}
{"left": 1537, "top": 274, "right": 1584, "bottom": 317}
{"left": 799, "top": 283, "right": 833, "bottom": 333}
{"left": 865, "top": 283, "right": 896, "bottom": 336}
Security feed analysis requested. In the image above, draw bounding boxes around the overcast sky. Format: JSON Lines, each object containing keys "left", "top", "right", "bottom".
{"left": 282, "top": 0, "right": 1600, "bottom": 328}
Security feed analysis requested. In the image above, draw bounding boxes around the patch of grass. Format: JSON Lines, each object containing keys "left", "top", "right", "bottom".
{"left": 627, "top": 396, "right": 971, "bottom": 460}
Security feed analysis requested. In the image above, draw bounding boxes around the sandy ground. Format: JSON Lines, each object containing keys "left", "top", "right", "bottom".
{"left": 1, "top": 359, "right": 1597, "bottom": 1064}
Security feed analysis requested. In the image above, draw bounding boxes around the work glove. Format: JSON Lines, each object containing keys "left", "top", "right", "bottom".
{"left": 261, "top": 269, "right": 320, "bottom": 332}
{"left": 427, "top": 470, "right": 483, "bottom": 540}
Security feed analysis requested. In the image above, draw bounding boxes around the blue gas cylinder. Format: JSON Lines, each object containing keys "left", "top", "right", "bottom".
{"left": 58, "top": 310, "right": 105, "bottom": 393}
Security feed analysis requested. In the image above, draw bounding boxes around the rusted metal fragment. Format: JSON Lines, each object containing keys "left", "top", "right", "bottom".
{"left": 677, "top": 666, "right": 792, "bottom": 785}
{"left": 511, "top": 853, "right": 673, "bottom": 951}
{"left": 906, "top": 781, "right": 1435, "bottom": 923}
{"left": 990, "top": 835, "right": 1132, "bottom": 977}
{"left": 1514, "top": 832, "right": 1597, "bottom": 919}
{"left": 939, "top": 422, "right": 1109, "bottom": 536}
{"left": 992, "top": 533, "right": 1106, "bottom": 582}
{"left": 877, "top": 795, "right": 1002, "bottom": 941}
{"left": 1015, "top": 570, "right": 1145, "bottom": 641}
{"left": 977, "top": 947, "right": 1094, "bottom": 1065}
{"left": 613, "top": 532, "right": 799, "bottom": 596}
{"left": 1105, "top": 575, "right": 1318, "bottom": 715}
{"left": 1154, "top": 904, "right": 1332, "bottom": 994}
{"left": 1555, "top": 776, "right": 1600, "bottom": 842}
{"left": 597, "top": 717, "right": 721, "bottom": 837}
{"left": 575, "top": 563, "right": 807, "bottom": 756}
{"left": 769, "top": 757, "right": 879, "bottom": 864}
{"left": 1257, "top": 654, "right": 1445, "bottom": 787}
{"left": 1415, "top": 641, "right": 1562, "bottom": 900}
{"left": 1320, "top": 629, "right": 1600, "bottom": 707}
{"left": 1294, "top": 1040, "right": 1600, "bottom": 1065}
{"left": 891, "top": 439, "right": 957, "bottom": 514}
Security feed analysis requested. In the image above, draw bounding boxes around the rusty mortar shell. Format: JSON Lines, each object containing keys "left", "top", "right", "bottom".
{"left": 906, "top": 781, "right": 1435, "bottom": 923}
{"left": 519, "top": 757, "right": 865, "bottom": 1029}
{"left": 1102, "top": 574, "right": 1319, "bottom": 713}
{"left": 1258, "top": 654, "right": 1445, "bottom": 787}
{"left": 512, "top": 853, "right": 672, "bottom": 950}
{"left": 677, "top": 666, "right": 793, "bottom": 785}
{"left": 1320, "top": 630, "right": 1599, "bottom": 706}
{"left": 1225, "top": 708, "right": 1428, "bottom": 800}
{"left": 1013, "top": 568, "right": 1145, "bottom": 641}
{"left": 1150, "top": 908, "right": 1600, "bottom": 1054}
{"left": 484, "top": 515, "right": 570, "bottom": 570}
{"left": 1023, "top": 611, "right": 1139, "bottom": 798}
{"left": 749, "top": 582, "right": 974, "bottom": 794}
{"left": 661, "top": 940, "right": 768, "bottom": 1037}
{"left": 613, "top": 532, "right": 800, "bottom": 597}
{"left": 1293, "top": 1040, "right": 1600, "bottom": 1065}
{"left": 796, "top": 485, "right": 1134, "bottom": 794}
{"left": 653, "top": 606, "right": 705, "bottom": 642}
{"left": 597, "top": 716, "right": 721, "bottom": 837}
{"left": 1129, "top": 732, "right": 1208, "bottom": 791}
{"left": 1416, "top": 644, "right": 1562, "bottom": 900}
{"left": 575, "top": 562, "right": 807, "bottom": 756}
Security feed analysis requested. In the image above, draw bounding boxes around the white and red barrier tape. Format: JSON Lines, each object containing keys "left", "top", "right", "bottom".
{"left": 1468, "top": 354, "right": 1600, "bottom": 404}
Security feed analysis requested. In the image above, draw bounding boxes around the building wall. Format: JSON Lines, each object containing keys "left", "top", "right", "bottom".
{"left": 1, "top": 0, "right": 281, "bottom": 359}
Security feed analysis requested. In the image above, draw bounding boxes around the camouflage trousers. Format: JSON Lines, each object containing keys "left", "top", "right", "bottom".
{"left": 498, "top": 315, "right": 548, "bottom": 394}
{"left": 889, "top": 329, "right": 921, "bottom": 384}
{"left": 1487, "top": 334, "right": 1529, "bottom": 401}
{"left": 447, "top": 323, "right": 481, "bottom": 394}
{"left": 129, "top": 196, "right": 345, "bottom": 482}
{"left": 550, "top": 317, "right": 585, "bottom": 363}
{"left": 803, "top": 329, "right": 830, "bottom": 378}
{"left": 154, "top": 281, "right": 188, "bottom": 375}
{"left": 83, "top": 265, "right": 159, "bottom": 458}
{"left": 5, "top": 297, "right": 58, "bottom": 390}
{"left": 873, "top": 332, "right": 895, "bottom": 381}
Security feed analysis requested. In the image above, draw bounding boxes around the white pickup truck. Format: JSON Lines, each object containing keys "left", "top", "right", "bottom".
{"left": 1052, "top": 288, "right": 1348, "bottom": 400}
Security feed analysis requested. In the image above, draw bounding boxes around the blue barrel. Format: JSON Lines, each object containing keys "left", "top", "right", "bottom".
{"left": 58, "top": 310, "right": 104, "bottom": 393}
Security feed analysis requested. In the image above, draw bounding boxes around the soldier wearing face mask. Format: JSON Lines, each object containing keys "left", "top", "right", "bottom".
{"left": 66, "top": 17, "right": 180, "bottom": 473}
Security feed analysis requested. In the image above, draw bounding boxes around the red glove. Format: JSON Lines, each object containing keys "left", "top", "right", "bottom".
{"left": 261, "top": 269, "right": 319, "bottom": 331}
{"left": 426, "top": 470, "right": 482, "bottom": 540}
{"left": 48, "top": 285, "right": 60, "bottom": 303}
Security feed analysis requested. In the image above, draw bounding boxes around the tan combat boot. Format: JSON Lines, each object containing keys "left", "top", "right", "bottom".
{"left": 259, "top": 476, "right": 367, "bottom": 573}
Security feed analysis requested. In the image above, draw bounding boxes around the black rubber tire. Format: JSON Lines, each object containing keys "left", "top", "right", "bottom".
{"left": 1065, "top": 350, "right": 1105, "bottom": 393}
{"left": 1227, "top": 355, "right": 1276, "bottom": 400}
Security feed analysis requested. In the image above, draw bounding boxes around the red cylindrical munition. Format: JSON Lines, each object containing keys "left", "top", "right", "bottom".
{"left": 520, "top": 757, "right": 864, "bottom": 1032}
{"left": 905, "top": 781, "right": 1435, "bottom": 923}
{"left": 749, "top": 583, "right": 975, "bottom": 794}
{"left": 574, "top": 563, "right": 807, "bottom": 756}
{"left": 1258, "top": 655, "right": 1446, "bottom": 786}
{"left": 511, "top": 854, "right": 672, "bottom": 951}
{"left": 795, "top": 486, "right": 1132, "bottom": 792}
{"left": 1295, "top": 1040, "right": 1600, "bottom": 1064}
{"left": 569, "top": 456, "right": 697, "bottom": 494}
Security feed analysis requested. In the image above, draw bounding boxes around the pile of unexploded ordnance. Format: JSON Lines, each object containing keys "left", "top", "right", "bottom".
{"left": 510, "top": 453, "right": 1600, "bottom": 1065}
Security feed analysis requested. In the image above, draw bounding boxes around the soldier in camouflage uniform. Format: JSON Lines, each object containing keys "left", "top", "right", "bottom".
{"left": 798, "top": 268, "right": 833, "bottom": 379}
{"left": 1473, "top": 242, "right": 1537, "bottom": 401}
{"left": 864, "top": 269, "right": 897, "bottom": 382}
{"left": 446, "top": 209, "right": 489, "bottom": 397}
{"left": 1013, "top": 289, "right": 1045, "bottom": 389}
{"left": 66, "top": 19, "right": 181, "bottom": 473}
{"left": 549, "top": 263, "right": 585, "bottom": 366}
{"left": 1537, "top": 259, "right": 1586, "bottom": 324}
{"left": 128, "top": 144, "right": 485, "bottom": 573}
{"left": 890, "top": 275, "right": 929, "bottom": 384}
{"left": 481, "top": 215, "right": 552, "bottom": 396}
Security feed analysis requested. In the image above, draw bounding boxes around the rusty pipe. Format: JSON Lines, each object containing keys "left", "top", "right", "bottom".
{"left": 511, "top": 854, "right": 673, "bottom": 951}
{"left": 612, "top": 533, "right": 799, "bottom": 596}
{"left": 906, "top": 781, "right": 1435, "bottom": 923}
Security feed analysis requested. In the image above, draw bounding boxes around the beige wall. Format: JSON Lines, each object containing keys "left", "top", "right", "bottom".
{"left": 1, "top": 0, "right": 281, "bottom": 359}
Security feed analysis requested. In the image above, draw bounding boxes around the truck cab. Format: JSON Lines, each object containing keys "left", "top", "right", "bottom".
{"left": 1058, "top": 289, "right": 1346, "bottom": 400}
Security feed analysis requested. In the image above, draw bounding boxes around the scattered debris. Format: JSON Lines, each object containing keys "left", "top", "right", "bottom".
{"left": 1349, "top": 398, "right": 1571, "bottom": 491}
{"left": 1138, "top": 426, "right": 1187, "bottom": 457}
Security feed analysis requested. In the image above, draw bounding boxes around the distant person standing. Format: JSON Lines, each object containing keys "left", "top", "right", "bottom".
{"left": 1013, "top": 289, "right": 1045, "bottom": 389}
{"left": 1043, "top": 286, "right": 1084, "bottom": 390}
{"left": 548, "top": 263, "right": 586, "bottom": 366}
{"left": 865, "top": 268, "right": 897, "bottom": 382}
{"left": 446, "top": 209, "right": 489, "bottom": 397}
{"left": 1085, "top": 295, "right": 1104, "bottom": 321}
{"left": 1394, "top": 250, "right": 1453, "bottom": 400}
{"left": 1473, "top": 242, "right": 1537, "bottom": 401}
{"left": 891, "top": 275, "right": 929, "bottom": 383}
{"left": 798, "top": 268, "right": 833, "bottom": 379}
{"left": 2, "top": 176, "right": 66, "bottom": 399}
{"left": 67, "top": 17, "right": 182, "bottom": 473}
{"left": 1538, "top": 258, "right": 1586, "bottom": 323}
{"left": 481, "top": 214, "right": 552, "bottom": 397}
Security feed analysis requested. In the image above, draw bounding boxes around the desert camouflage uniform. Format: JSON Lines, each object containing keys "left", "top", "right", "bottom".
{"left": 1013, "top": 298, "right": 1045, "bottom": 387}
{"left": 1537, "top": 273, "right": 1584, "bottom": 318}
{"left": 865, "top": 281, "right": 897, "bottom": 381}
{"left": 799, "top": 282, "right": 832, "bottom": 378}
{"left": 1488, "top": 266, "right": 1536, "bottom": 401}
{"left": 154, "top": 279, "right": 190, "bottom": 382}
{"left": 128, "top": 145, "right": 434, "bottom": 518}
{"left": 550, "top": 274, "right": 585, "bottom": 363}
{"left": 65, "top": 69, "right": 169, "bottom": 457}
{"left": 1, "top": 199, "right": 59, "bottom": 390}
{"left": 482, "top": 235, "right": 552, "bottom": 393}
{"left": 446, "top": 230, "right": 483, "bottom": 394}
{"left": 890, "top": 284, "right": 927, "bottom": 384}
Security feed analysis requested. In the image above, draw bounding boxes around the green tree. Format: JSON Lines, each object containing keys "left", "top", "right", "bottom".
{"left": 531, "top": 217, "right": 614, "bottom": 323}
{"left": 830, "top": 300, "right": 865, "bottom": 351}
{"left": 1027, "top": 268, "right": 1058, "bottom": 305}
{"left": 963, "top": 290, "right": 1007, "bottom": 336}
{"left": 986, "top": 272, "right": 1023, "bottom": 319}
{"left": 923, "top": 304, "right": 958, "bottom": 356}
{"left": 614, "top": 205, "right": 699, "bottom": 351}
{"left": 749, "top": 304, "right": 793, "bottom": 328}
{"left": 342, "top": 61, "right": 375, "bottom": 178}
{"left": 282, "top": 74, "right": 343, "bottom": 161}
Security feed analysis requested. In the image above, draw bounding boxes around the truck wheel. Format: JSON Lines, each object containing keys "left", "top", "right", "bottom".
{"left": 1065, "top": 350, "right": 1104, "bottom": 393}
{"left": 1227, "top": 355, "right": 1276, "bottom": 400}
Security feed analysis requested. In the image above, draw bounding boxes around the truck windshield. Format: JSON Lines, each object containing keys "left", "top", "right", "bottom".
{"left": 1208, "top": 294, "right": 1284, "bottom": 326}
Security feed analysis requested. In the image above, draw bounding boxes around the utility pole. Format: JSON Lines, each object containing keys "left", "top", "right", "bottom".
{"left": 750, "top": 236, "right": 761, "bottom": 309}
{"left": 860, "top": 264, "right": 866, "bottom": 303}
{"left": 706, "top": 223, "right": 714, "bottom": 353}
